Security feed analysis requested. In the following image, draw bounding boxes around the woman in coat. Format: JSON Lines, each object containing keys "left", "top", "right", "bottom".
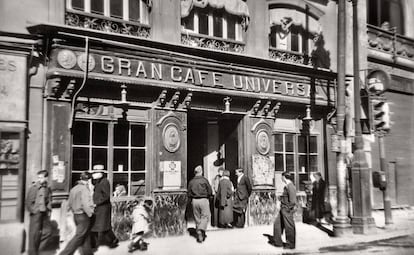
{"left": 311, "top": 172, "right": 326, "bottom": 223}
{"left": 90, "top": 165, "right": 119, "bottom": 248}
{"left": 217, "top": 170, "right": 234, "bottom": 228}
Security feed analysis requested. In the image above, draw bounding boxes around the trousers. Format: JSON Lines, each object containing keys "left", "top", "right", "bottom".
{"left": 60, "top": 213, "right": 93, "bottom": 255}
{"left": 191, "top": 198, "right": 211, "bottom": 231}
{"left": 28, "top": 212, "right": 48, "bottom": 255}
{"left": 273, "top": 207, "right": 296, "bottom": 248}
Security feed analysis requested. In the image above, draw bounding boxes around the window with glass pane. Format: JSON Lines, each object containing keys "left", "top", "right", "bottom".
{"left": 72, "top": 121, "right": 108, "bottom": 172}
{"left": 297, "top": 135, "right": 319, "bottom": 190}
{"left": 367, "top": 0, "right": 404, "bottom": 34}
{"left": 181, "top": 7, "right": 242, "bottom": 41}
{"left": 112, "top": 123, "right": 146, "bottom": 196}
{"left": 72, "top": 120, "right": 146, "bottom": 195}
{"left": 198, "top": 8, "right": 209, "bottom": 35}
{"left": 274, "top": 133, "right": 295, "bottom": 173}
{"left": 213, "top": 9, "right": 223, "bottom": 38}
{"left": 67, "top": 0, "right": 149, "bottom": 24}
{"left": 91, "top": 0, "right": 104, "bottom": 14}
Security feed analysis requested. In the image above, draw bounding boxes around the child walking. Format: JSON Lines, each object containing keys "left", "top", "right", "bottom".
{"left": 128, "top": 196, "right": 153, "bottom": 253}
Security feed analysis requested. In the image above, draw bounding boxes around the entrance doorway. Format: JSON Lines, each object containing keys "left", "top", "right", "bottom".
{"left": 187, "top": 111, "right": 241, "bottom": 187}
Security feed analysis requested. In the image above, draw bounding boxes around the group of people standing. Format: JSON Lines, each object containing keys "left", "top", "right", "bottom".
{"left": 26, "top": 165, "right": 119, "bottom": 255}
{"left": 187, "top": 166, "right": 252, "bottom": 243}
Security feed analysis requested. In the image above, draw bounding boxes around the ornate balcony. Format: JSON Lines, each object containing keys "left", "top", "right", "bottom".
{"left": 65, "top": 10, "right": 151, "bottom": 38}
{"left": 181, "top": 32, "right": 245, "bottom": 53}
{"left": 269, "top": 47, "right": 313, "bottom": 67}
{"left": 367, "top": 24, "right": 414, "bottom": 67}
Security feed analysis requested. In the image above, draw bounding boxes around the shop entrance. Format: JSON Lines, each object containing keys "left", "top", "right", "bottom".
{"left": 187, "top": 111, "right": 241, "bottom": 187}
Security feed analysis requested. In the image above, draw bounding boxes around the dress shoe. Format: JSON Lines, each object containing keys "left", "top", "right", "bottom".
{"left": 268, "top": 241, "right": 283, "bottom": 247}
{"left": 196, "top": 231, "right": 204, "bottom": 243}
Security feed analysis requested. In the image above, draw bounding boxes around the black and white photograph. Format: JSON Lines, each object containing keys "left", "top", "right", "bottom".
{"left": 0, "top": 0, "right": 414, "bottom": 254}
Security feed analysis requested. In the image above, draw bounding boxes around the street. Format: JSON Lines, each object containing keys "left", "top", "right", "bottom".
{"left": 317, "top": 234, "right": 414, "bottom": 255}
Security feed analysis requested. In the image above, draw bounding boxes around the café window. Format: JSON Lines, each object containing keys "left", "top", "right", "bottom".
{"left": 182, "top": 7, "right": 243, "bottom": 41}
{"left": 367, "top": 0, "right": 404, "bottom": 34}
{"left": 72, "top": 120, "right": 146, "bottom": 196}
{"left": 67, "top": 0, "right": 150, "bottom": 24}
{"left": 274, "top": 133, "right": 319, "bottom": 191}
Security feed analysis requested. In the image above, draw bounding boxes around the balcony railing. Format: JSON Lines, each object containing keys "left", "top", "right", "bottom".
{"left": 269, "top": 47, "right": 313, "bottom": 67}
{"left": 367, "top": 24, "right": 414, "bottom": 66}
{"left": 181, "top": 32, "right": 245, "bottom": 53}
{"left": 65, "top": 10, "right": 151, "bottom": 38}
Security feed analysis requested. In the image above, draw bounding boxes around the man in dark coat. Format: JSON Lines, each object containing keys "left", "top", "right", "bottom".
{"left": 233, "top": 168, "right": 252, "bottom": 228}
{"left": 188, "top": 165, "right": 213, "bottom": 243}
{"left": 272, "top": 172, "right": 297, "bottom": 250}
{"left": 311, "top": 172, "right": 326, "bottom": 223}
{"left": 90, "top": 165, "right": 119, "bottom": 248}
{"left": 26, "top": 170, "right": 52, "bottom": 255}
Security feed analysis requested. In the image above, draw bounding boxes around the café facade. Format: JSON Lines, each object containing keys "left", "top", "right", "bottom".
{"left": 27, "top": 22, "right": 337, "bottom": 237}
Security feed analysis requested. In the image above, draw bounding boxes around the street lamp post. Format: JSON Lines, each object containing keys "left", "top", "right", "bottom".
{"left": 333, "top": 0, "right": 352, "bottom": 237}
{"left": 350, "top": 0, "right": 376, "bottom": 234}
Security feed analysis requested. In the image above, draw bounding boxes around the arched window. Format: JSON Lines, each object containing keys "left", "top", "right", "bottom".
{"left": 269, "top": 5, "right": 321, "bottom": 54}
{"left": 181, "top": 0, "right": 249, "bottom": 41}
{"left": 367, "top": 0, "right": 404, "bottom": 34}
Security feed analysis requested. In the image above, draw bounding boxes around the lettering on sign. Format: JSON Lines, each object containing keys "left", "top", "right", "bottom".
{"left": 53, "top": 50, "right": 335, "bottom": 102}
{"left": 0, "top": 58, "right": 17, "bottom": 72}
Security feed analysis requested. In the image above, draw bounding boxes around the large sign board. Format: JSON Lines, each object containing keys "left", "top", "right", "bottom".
{"left": 50, "top": 49, "right": 336, "bottom": 103}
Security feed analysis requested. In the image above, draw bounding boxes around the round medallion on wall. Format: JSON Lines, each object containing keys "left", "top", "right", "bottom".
{"left": 256, "top": 129, "right": 270, "bottom": 155}
{"left": 163, "top": 123, "right": 181, "bottom": 153}
{"left": 57, "top": 50, "right": 77, "bottom": 69}
{"left": 77, "top": 53, "right": 96, "bottom": 72}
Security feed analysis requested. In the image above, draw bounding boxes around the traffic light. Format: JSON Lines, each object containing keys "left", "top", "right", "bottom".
{"left": 371, "top": 98, "right": 390, "bottom": 131}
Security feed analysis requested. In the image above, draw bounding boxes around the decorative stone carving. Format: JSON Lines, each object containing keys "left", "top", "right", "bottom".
{"left": 256, "top": 129, "right": 270, "bottom": 155}
{"left": 181, "top": 33, "right": 245, "bottom": 53}
{"left": 65, "top": 11, "right": 151, "bottom": 38}
{"left": 47, "top": 78, "right": 62, "bottom": 97}
{"left": 163, "top": 123, "right": 181, "bottom": 153}
{"left": 269, "top": 48, "right": 312, "bottom": 66}
{"left": 57, "top": 50, "right": 77, "bottom": 69}
{"left": 367, "top": 25, "right": 414, "bottom": 62}
{"left": 77, "top": 53, "right": 96, "bottom": 72}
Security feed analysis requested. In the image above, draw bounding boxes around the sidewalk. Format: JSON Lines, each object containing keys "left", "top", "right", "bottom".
{"left": 79, "top": 208, "right": 414, "bottom": 255}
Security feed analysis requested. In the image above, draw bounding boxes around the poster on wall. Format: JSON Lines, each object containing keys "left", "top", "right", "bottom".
{"left": 160, "top": 161, "right": 181, "bottom": 188}
{"left": 252, "top": 154, "right": 274, "bottom": 186}
{"left": 0, "top": 54, "right": 26, "bottom": 121}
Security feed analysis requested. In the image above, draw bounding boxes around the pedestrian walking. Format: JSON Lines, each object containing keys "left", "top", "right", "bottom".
{"left": 311, "top": 172, "right": 326, "bottom": 223}
{"left": 128, "top": 196, "right": 153, "bottom": 252}
{"left": 217, "top": 169, "right": 234, "bottom": 228}
{"left": 26, "top": 170, "right": 52, "bottom": 255}
{"left": 271, "top": 172, "right": 297, "bottom": 249}
{"left": 60, "top": 172, "right": 95, "bottom": 255}
{"left": 188, "top": 165, "right": 213, "bottom": 243}
{"left": 89, "top": 165, "right": 119, "bottom": 248}
{"left": 233, "top": 168, "right": 252, "bottom": 228}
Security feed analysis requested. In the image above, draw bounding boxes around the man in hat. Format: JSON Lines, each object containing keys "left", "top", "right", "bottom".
{"left": 187, "top": 165, "right": 212, "bottom": 243}
{"left": 26, "top": 170, "right": 52, "bottom": 255}
{"left": 90, "top": 165, "right": 119, "bottom": 248}
{"left": 271, "top": 172, "right": 297, "bottom": 250}
{"left": 60, "top": 172, "right": 95, "bottom": 255}
{"left": 233, "top": 168, "right": 252, "bottom": 228}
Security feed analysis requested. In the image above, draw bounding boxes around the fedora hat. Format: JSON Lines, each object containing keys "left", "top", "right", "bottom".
{"left": 90, "top": 164, "right": 107, "bottom": 174}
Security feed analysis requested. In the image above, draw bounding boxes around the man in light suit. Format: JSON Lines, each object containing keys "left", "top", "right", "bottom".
{"left": 233, "top": 168, "right": 252, "bottom": 228}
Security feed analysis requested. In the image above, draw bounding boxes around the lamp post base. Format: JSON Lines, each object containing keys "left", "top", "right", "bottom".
{"left": 333, "top": 216, "right": 352, "bottom": 237}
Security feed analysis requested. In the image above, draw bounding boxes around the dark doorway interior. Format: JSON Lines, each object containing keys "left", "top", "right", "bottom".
{"left": 187, "top": 111, "right": 241, "bottom": 185}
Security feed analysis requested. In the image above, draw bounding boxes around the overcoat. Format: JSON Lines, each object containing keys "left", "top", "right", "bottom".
{"left": 312, "top": 179, "right": 326, "bottom": 219}
{"left": 217, "top": 177, "right": 233, "bottom": 225}
{"left": 233, "top": 175, "right": 252, "bottom": 213}
{"left": 91, "top": 177, "right": 112, "bottom": 232}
